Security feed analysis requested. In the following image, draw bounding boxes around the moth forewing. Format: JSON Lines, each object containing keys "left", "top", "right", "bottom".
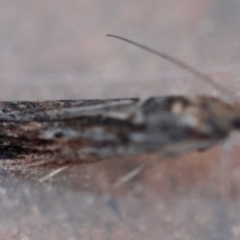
{"left": 0, "top": 95, "right": 239, "bottom": 173}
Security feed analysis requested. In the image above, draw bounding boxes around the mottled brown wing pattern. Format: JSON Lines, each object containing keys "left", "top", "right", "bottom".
{"left": 0, "top": 96, "right": 238, "bottom": 170}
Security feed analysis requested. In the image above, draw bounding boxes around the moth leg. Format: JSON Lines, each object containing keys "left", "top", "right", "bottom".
{"left": 114, "top": 139, "right": 221, "bottom": 188}
{"left": 38, "top": 166, "right": 69, "bottom": 182}
{"left": 113, "top": 164, "right": 146, "bottom": 189}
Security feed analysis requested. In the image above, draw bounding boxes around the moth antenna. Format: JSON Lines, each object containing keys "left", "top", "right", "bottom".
{"left": 107, "top": 34, "right": 234, "bottom": 101}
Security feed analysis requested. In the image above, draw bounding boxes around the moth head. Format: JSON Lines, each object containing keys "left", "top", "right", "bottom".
{"left": 229, "top": 104, "right": 240, "bottom": 130}
{"left": 232, "top": 118, "right": 240, "bottom": 129}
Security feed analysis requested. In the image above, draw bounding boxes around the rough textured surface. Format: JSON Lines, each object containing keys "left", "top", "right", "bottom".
{"left": 1, "top": 1, "right": 240, "bottom": 240}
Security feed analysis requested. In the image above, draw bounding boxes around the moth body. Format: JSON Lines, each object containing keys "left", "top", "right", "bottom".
{"left": 0, "top": 96, "right": 238, "bottom": 170}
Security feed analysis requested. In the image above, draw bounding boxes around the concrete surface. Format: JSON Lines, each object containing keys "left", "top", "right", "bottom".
{"left": 1, "top": 0, "right": 240, "bottom": 239}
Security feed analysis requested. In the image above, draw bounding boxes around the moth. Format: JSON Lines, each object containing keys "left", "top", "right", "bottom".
{"left": 0, "top": 35, "right": 239, "bottom": 174}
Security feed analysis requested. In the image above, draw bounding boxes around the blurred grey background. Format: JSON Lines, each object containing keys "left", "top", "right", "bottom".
{"left": 2, "top": 1, "right": 240, "bottom": 240}
{"left": 1, "top": 0, "right": 240, "bottom": 100}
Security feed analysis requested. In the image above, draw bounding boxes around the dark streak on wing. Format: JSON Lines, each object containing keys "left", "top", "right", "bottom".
{"left": 0, "top": 96, "right": 228, "bottom": 170}
{"left": 0, "top": 98, "right": 139, "bottom": 121}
